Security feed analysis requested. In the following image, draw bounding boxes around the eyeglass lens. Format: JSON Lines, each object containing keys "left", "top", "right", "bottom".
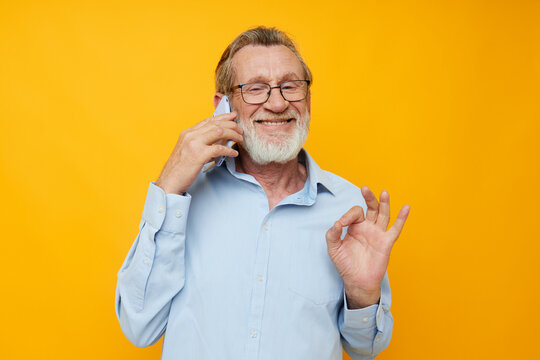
{"left": 241, "top": 80, "right": 308, "bottom": 104}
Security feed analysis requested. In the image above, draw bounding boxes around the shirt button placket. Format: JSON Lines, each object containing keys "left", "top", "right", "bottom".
{"left": 245, "top": 219, "right": 272, "bottom": 358}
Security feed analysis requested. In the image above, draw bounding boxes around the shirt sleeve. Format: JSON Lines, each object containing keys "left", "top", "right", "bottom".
{"left": 339, "top": 272, "right": 393, "bottom": 360}
{"left": 115, "top": 182, "right": 191, "bottom": 347}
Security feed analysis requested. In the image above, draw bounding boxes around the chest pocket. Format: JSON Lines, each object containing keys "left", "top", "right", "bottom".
{"left": 288, "top": 234, "right": 343, "bottom": 305}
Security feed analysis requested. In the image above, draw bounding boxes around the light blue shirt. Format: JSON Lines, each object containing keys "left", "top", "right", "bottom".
{"left": 116, "top": 150, "right": 393, "bottom": 360}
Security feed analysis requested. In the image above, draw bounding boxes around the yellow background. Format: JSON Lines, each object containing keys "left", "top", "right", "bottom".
{"left": 1, "top": 1, "right": 539, "bottom": 359}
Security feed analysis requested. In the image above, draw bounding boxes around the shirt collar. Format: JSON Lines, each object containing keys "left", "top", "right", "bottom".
{"left": 222, "top": 149, "right": 336, "bottom": 198}
{"left": 298, "top": 149, "right": 335, "bottom": 197}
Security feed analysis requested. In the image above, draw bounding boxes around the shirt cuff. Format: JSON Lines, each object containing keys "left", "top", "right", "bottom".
{"left": 343, "top": 295, "right": 388, "bottom": 332}
{"left": 142, "top": 182, "right": 191, "bottom": 233}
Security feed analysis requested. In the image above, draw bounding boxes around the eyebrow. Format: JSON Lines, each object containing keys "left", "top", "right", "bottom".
{"left": 245, "top": 72, "right": 301, "bottom": 84}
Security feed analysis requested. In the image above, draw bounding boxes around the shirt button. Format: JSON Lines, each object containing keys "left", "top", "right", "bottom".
{"left": 143, "top": 258, "right": 150, "bottom": 265}
{"left": 257, "top": 274, "right": 264, "bottom": 282}
{"left": 158, "top": 206, "right": 165, "bottom": 213}
{"left": 175, "top": 210, "right": 183, "bottom": 218}
{"left": 362, "top": 317, "right": 369, "bottom": 323}
{"left": 250, "top": 330, "right": 258, "bottom": 338}
{"left": 375, "top": 334, "right": 382, "bottom": 343}
{"left": 263, "top": 224, "right": 269, "bottom": 231}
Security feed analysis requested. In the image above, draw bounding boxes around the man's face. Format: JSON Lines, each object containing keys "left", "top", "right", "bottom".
{"left": 229, "top": 45, "right": 311, "bottom": 165}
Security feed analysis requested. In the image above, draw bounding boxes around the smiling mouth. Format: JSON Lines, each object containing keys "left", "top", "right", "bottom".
{"left": 255, "top": 118, "right": 294, "bottom": 125}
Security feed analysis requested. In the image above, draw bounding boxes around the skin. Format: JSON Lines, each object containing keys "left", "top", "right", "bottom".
{"left": 156, "top": 44, "right": 410, "bottom": 309}
{"left": 215, "top": 45, "right": 310, "bottom": 209}
{"left": 326, "top": 188, "right": 410, "bottom": 308}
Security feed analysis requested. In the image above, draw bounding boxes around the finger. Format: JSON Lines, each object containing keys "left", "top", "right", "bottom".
{"left": 200, "top": 126, "right": 244, "bottom": 145}
{"left": 326, "top": 221, "right": 343, "bottom": 253}
{"left": 193, "top": 112, "right": 238, "bottom": 130}
{"left": 207, "top": 144, "right": 239, "bottom": 159}
{"left": 192, "top": 117, "right": 213, "bottom": 130}
{"left": 210, "top": 118, "right": 243, "bottom": 134}
{"left": 212, "top": 111, "right": 237, "bottom": 122}
{"left": 362, "top": 186, "right": 379, "bottom": 222}
{"left": 201, "top": 116, "right": 243, "bottom": 136}
{"left": 337, "top": 206, "right": 365, "bottom": 227}
{"left": 388, "top": 205, "right": 411, "bottom": 242}
{"left": 376, "top": 190, "right": 391, "bottom": 230}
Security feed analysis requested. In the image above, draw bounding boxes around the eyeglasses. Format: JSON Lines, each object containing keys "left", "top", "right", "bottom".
{"left": 232, "top": 80, "right": 311, "bottom": 105}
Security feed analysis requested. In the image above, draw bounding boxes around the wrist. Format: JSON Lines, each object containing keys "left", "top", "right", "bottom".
{"left": 156, "top": 179, "right": 187, "bottom": 195}
{"left": 345, "top": 286, "right": 381, "bottom": 309}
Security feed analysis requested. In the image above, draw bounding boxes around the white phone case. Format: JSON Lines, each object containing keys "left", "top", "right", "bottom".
{"left": 203, "top": 96, "right": 232, "bottom": 172}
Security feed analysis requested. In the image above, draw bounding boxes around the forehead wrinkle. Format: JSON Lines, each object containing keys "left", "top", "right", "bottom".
{"left": 245, "top": 72, "right": 302, "bottom": 85}
{"left": 231, "top": 45, "right": 304, "bottom": 86}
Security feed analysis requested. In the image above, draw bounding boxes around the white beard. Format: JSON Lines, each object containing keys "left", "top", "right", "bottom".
{"left": 235, "top": 109, "right": 310, "bottom": 165}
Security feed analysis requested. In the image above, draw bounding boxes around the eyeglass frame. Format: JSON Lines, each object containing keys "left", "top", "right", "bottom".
{"left": 231, "top": 80, "right": 311, "bottom": 105}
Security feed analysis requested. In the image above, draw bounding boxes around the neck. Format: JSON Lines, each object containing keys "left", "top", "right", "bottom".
{"left": 235, "top": 147, "right": 307, "bottom": 210}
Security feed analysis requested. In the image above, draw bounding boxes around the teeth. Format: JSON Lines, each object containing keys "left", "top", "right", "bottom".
{"left": 258, "top": 121, "right": 288, "bottom": 125}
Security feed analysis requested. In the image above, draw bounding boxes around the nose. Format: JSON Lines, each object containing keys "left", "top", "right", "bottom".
{"left": 263, "top": 86, "right": 288, "bottom": 113}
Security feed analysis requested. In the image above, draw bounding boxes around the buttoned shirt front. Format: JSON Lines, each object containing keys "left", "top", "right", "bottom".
{"left": 116, "top": 150, "right": 393, "bottom": 360}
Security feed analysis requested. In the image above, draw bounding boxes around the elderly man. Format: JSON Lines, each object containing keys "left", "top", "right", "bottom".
{"left": 116, "top": 26, "right": 410, "bottom": 360}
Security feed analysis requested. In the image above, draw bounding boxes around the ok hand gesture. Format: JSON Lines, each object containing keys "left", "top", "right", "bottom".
{"left": 326, "top": 187, "right": 410, "bottom": 309}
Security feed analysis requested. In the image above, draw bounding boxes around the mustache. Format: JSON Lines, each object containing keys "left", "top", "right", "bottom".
{"left": 251, "top": 109, "right": 299, "bottom": 122}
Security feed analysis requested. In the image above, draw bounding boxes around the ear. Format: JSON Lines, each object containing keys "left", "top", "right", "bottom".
{"left": 306, "top": 92, "right": 311, "bottom": 114}
{"left": 214, "top": 93, "right": 225, "bottom": 108}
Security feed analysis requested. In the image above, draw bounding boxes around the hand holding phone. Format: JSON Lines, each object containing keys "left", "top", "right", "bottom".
{"left": 156, "top": 96, "right": 241, "bottom": 194}
{"left": 203, "top": 96, "right": 235, "bottom": 171}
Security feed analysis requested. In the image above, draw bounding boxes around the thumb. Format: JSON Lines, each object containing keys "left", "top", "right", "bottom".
{"left": 326, "top": 221, "right": 343, "bottom": 253}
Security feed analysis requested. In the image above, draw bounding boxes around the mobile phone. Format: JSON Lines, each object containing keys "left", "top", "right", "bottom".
{"left": 203, "top": 96, "right": 233, "bottom": 172}
{"left": 213, "top": 95, "right": 231, "bottom": 118}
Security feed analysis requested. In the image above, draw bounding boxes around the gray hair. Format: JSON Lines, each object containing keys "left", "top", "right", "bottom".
{"left": 215, "top": 26, "right": 312, "bottom": 95}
